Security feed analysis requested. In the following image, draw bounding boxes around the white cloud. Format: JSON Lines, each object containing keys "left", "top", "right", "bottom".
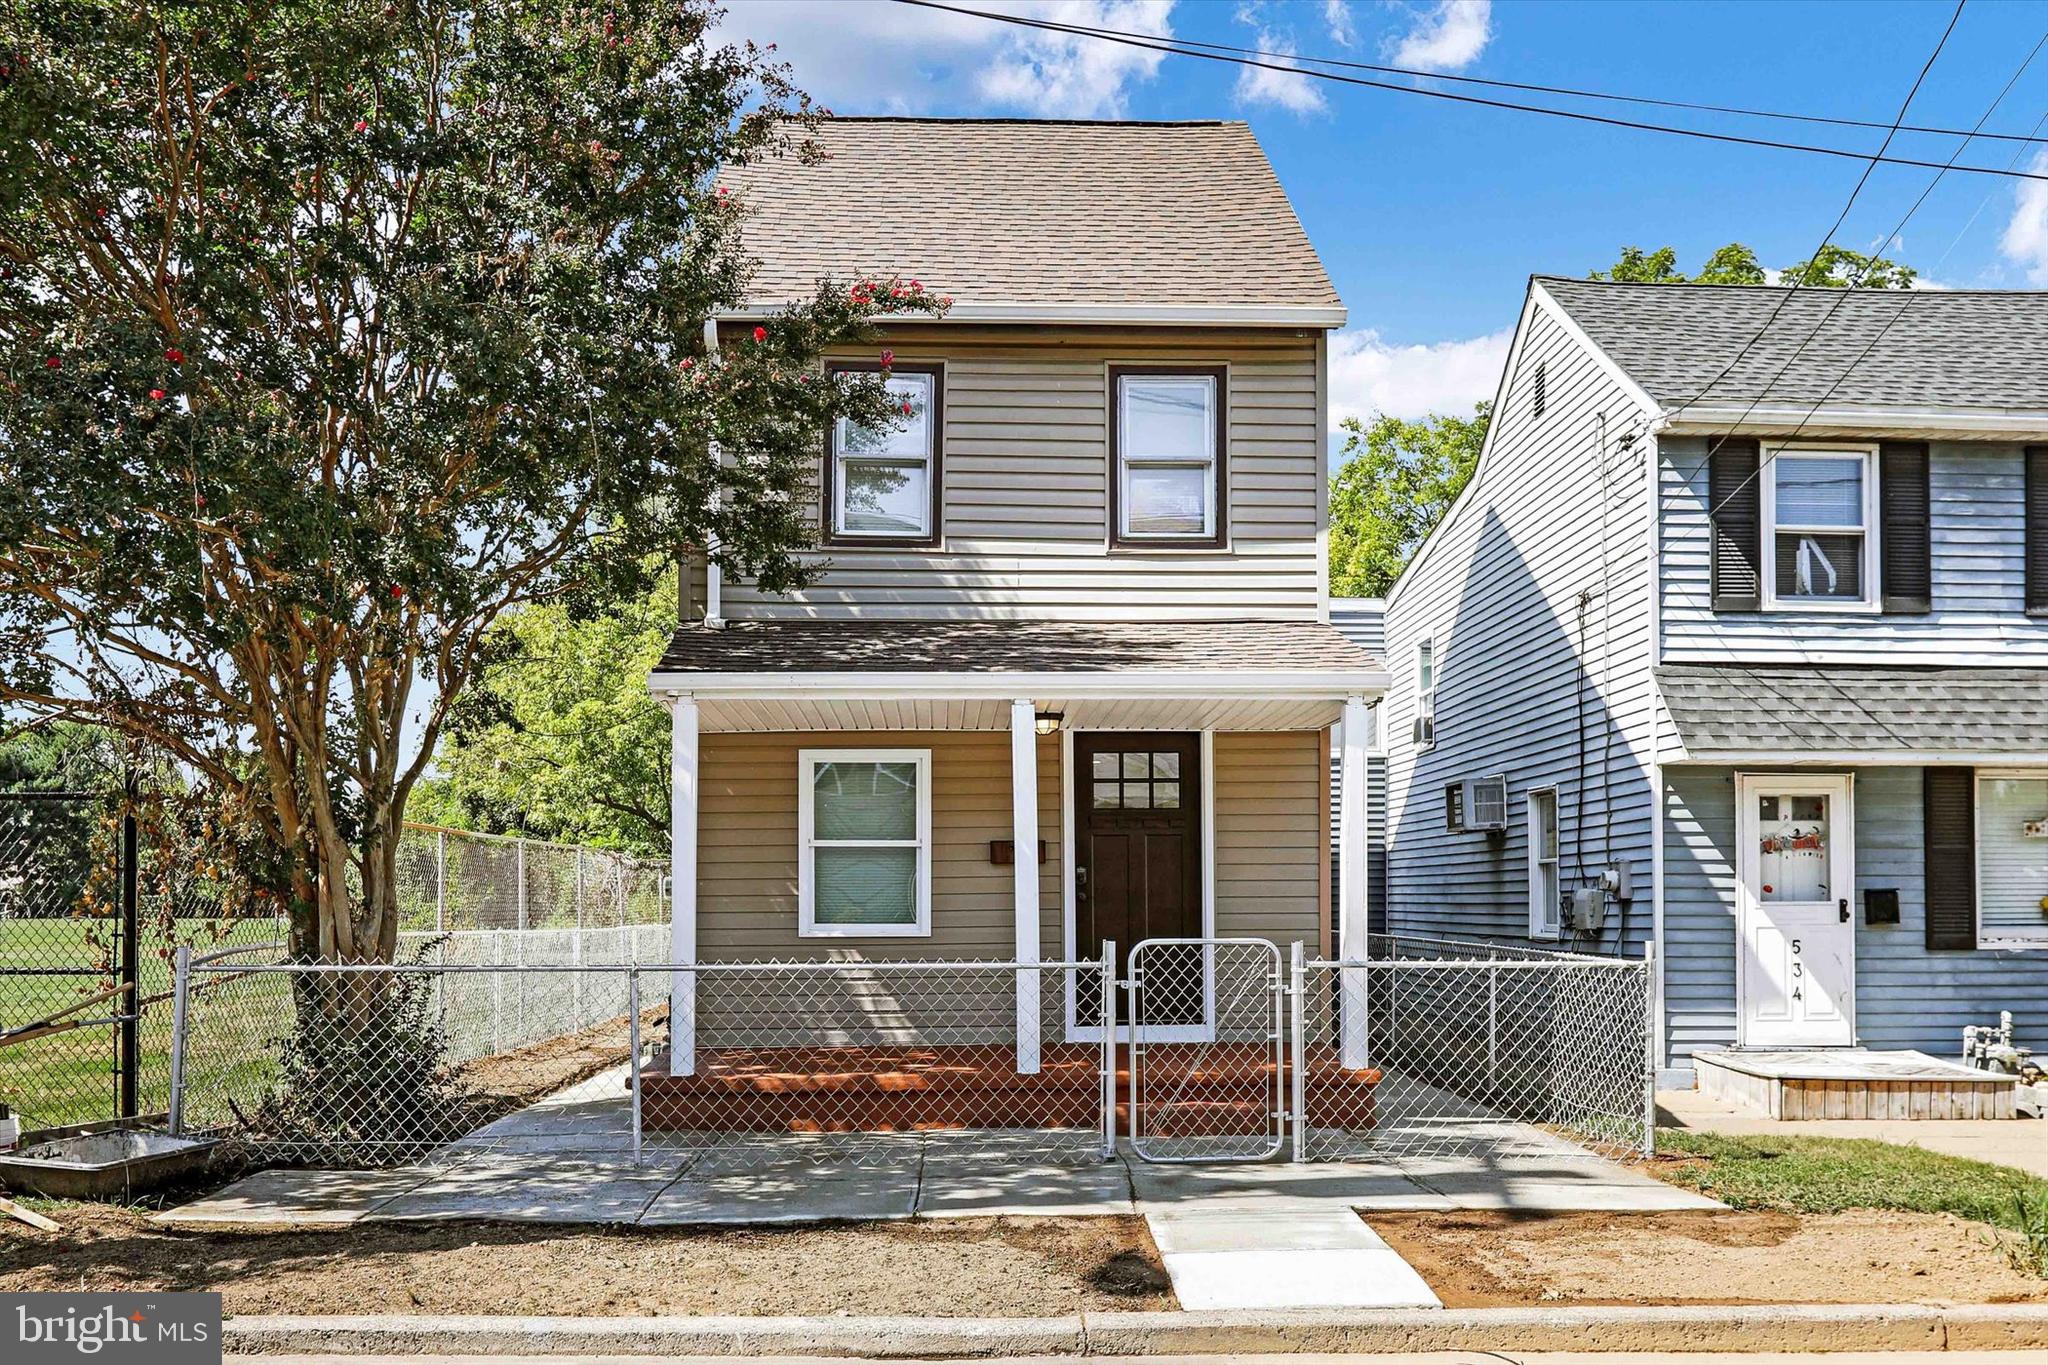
{"left": 1322, "top": 0, "right": 1357, "bottom": 46}
{"left": 1230, "top": 3, "right": 1327, "bottom": 115}
{"left": 2000, "top": 150, "right": 2048, "bottom": 285}
{"left": 1329, "top": 326, "right": 1513, "bottom": 429}
{"left": 714, "top": 0, "right": 1173, "bottom": 119}
{"left": 1386, "top": 0, "right": 1492, "bottom": 72}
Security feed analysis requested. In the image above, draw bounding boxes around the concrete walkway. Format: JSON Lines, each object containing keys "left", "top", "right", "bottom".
{"left": 1661, "top": 1088, "right": 2048, "bottom": 1178}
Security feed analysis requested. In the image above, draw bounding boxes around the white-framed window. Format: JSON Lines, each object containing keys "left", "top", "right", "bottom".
{"left": 1762, "top": 442, "right": 1879, "bottom": 612}
{"left": 1112, "top": 367, "right": 1225, "bottom": 545}
{"left": 1976, "top": 769, "right": 2048, "bottom": 949}
{"left": 828, "top": 365, "right": 940, "bottom": 544}
{"left": 798, "top": 748, "right": 932, "bottom": 937}
{"left": 1528, "top": 787, "right": 1561, "bottom": 938}
{"left": 1413, "top": 639, "right": 1436, "bottom": 748}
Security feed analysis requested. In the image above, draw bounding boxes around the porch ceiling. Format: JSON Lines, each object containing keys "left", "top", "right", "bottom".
{"left": 696, "top": 695, "right": 1348, "bottom": 733}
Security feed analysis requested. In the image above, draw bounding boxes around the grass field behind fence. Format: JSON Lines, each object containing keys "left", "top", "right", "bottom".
{"left": 0, "top": 916, "right": 282, "bottom": 1131}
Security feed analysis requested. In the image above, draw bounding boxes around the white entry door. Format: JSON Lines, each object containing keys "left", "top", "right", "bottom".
{"left": 1735, "top": 773, "right": 1856, "bottom": 1049}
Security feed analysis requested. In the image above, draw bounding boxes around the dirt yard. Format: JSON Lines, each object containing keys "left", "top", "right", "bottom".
{"left": 0, "top": 1204, "right": 1172, "bottom": 1316}
{"left": 1371, "top": 1209, "right": 2048, "bottom": 1308}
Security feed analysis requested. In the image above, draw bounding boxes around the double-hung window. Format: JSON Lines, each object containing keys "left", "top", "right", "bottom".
{"left": 1111, "top": 366, "right": 1226, "bottom": 546}
{"left": 826, "top": 363, "right": 942, "bottom": 545}
{"left": 1763, "top": 443, "right": 1878, "bottom": 610}
{"left": 1976, "top": 770, "right": 2048, "bottom": 949}
{"left": 1413, "top": 639, "right": 1437, "bottom": 748}
{"left": 798, "top": 749, "right": 932, "bottom": 937}
{"left": 1528, "top": 788, "right": 1561, "bottom": 938}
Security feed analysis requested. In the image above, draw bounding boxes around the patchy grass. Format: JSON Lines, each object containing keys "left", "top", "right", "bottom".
{"left": 1656, "top": 1130, "right": 2048, "bottom": 1273}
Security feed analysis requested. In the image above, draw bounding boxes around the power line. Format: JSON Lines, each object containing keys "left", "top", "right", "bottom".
{"left": 1677, "top": 10, "right": 2044, "bottom": 529}
{"left": 896, "top": 0, "right": 2048, "bottom": 183}
{"left": 1659, "top": 0, "right": 1971, "bottom": 443}
{"left": 937, "top": 1, "right": 2048, "bottom": 150}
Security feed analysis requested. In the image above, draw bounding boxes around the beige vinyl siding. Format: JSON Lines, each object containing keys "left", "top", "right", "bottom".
{"left": 719, "top": 325, "right": 1324, "bottom": 621}
{"left": 694, "top": 728, "right": 1326, "bottom": 961}
{"left": 1212, "top": 730, "right": 1327, "bottom": 950}
{"left": 697, "top": 730, "right": 1062, "bottom": 962}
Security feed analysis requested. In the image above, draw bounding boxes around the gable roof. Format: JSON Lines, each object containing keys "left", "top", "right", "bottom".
{"left": 1535, "top": 276, "right": 2048, "bottom": 412}
{"left": 720, "top": 118, "right": 1343, "bottom": 325}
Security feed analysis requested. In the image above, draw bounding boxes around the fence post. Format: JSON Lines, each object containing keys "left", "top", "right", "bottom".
{"left": 117, "top": 788, "right": 139, "bottom": 1121}
{"left": 515, "top": 838, "right": 528, "bottom": 931}
{"left": 1289, "top": 940, "right": 1306, "bottom": 1163}
{"left": 1641, "top": 941, "right": 1659, "bottom": 1158}
{"left": 572, "top": 851, "right": 586, "bottom": 1025}
{"left": 435, "top": 831, "right": 446, "bottom": 934}
{"left": 629, "top": 969, "right": 644, "bottom": 1167}
{"left": 1103, "top": 941, "right": 1119, "bottom": 1158}
{"left": 166, "top": 945, "right": 192, "bottom": 1136}
{"left": 1487, "top": 964, "right": 1500, "bottom": 1090}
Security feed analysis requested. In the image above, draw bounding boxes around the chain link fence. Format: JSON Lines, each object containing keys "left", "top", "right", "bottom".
{"left": 2, "top": 811, "right": 662, "bottom": 1141}
{"left": 1296, "top": 934, "right": 1654, "bottom": 1162}
{"left": 166, "top": 934, "right": 1652, "bottom": 1173}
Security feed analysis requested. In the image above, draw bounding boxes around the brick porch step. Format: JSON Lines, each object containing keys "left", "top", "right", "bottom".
{"left": 638, "top": 1042, "right": 1379, "bottom": 1135}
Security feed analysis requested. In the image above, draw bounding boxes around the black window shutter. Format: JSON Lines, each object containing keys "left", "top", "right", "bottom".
{"left": 1923, "top": 767, "right": 1977, "bottom": 952}
{"left": 1709, "top": 439, "right": 1762, "bottom": 612}
{"left": 2027, "top": 446, "right": 2048, "bottom": 616}
{"left": 1879, "top": 442, "right": 1931, "bottom": 613}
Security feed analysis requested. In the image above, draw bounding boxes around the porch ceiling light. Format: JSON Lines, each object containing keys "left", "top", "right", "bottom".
{"left": 1034, "top": 709, "right": 1064, "bottom": 736}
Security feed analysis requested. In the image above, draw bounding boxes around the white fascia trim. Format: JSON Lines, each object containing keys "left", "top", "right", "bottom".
{"left": 1656, "top": 402, "right": 2048, "bottom": 438}
{"left": 716, "top": 301, "right": 1349, "bottom": 329}
{"left": 648, "top": 668, "right": 1391, "bottom": 700}
{"left": 1669, "top": 751, "right": 2048, "bottom": 767}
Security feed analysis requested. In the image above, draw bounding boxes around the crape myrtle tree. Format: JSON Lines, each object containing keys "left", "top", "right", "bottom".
{"left": 0, "top": 0, "right": 941, "bottom": 965}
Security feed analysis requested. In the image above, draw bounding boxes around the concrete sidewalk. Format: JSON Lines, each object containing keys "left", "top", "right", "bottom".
{"left": 1660, "top": 1088, "right": 2048, "bottom": 1178}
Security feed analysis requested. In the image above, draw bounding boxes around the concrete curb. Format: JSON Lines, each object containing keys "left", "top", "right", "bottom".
{"left": 224, "top": 1304, "right": 2048, "bottom": 1355}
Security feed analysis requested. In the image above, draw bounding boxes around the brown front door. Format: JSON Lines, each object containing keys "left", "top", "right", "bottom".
{"left": 1075, "top": 733, "right": 1204, "bottom": 1027}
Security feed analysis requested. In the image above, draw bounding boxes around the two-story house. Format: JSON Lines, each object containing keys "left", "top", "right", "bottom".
{"left": 1380, "top": 276, "right": 2048, "bottom": 1090}
{"left": 644, "top": 118, "right": 1386, "bottom": 1080}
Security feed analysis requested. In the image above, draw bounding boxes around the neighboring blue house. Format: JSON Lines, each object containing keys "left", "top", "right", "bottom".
{"left": 1378, "top": 277, "right": 2048, "bottom": 1086}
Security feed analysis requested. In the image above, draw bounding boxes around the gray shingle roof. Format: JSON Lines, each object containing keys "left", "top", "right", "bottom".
{"left": 721, "top": 118, "right": 1340, "bottom": 314}
{"left": 1657, "top": 664, "right": 2048, "bottom": 756}
{"left": 656, "top": 620, "right": 1381, "bottom": 675}
{"left": 1537, "top": 276, "right": 2048, "bottom": 410}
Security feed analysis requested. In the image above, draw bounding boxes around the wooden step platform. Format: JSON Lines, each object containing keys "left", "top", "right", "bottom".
{"left": 639, "top": 1042, "right": 1380, "bottom": 1135}
{"left": 1695, "top": 1048, "right": 2018, "bottom": 1120}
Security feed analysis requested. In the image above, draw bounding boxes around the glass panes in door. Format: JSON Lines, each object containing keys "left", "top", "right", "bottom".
{"left": 1757, "top": 793, "right": 1830, "bottom": 902}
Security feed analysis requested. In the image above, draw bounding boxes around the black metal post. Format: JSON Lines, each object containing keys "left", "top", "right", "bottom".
{"left": 117, "top": 780, "right": 139, "bottom": 1120}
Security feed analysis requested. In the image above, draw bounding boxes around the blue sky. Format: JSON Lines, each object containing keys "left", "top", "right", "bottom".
{"left": 718, "top": 0, "right": 2048, "bottom": 426}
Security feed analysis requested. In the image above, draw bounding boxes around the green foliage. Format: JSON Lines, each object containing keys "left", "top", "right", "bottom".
{"left": 0, "top": 0, "right": 940, "bottom": 961}
{"left": 1327, "top": 404, "right": 1490, "bottom": 598}
{"left": 1783, "top": 243, "right": 1919, "bottom": 289}
{"left": 412, "top": 575, "right": 673, "bottom": 856}
{"left": 243, "top": 953, "right": 481, "bottom": 1165}
{"left": 1593, "top": 241, "right": 1911, "bottom": 287}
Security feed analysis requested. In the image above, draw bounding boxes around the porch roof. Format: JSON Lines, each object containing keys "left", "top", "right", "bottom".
{"left": 1658, "top": 664, "right": 2048, "bottom": 762}
{"left": 648, "top": 619, "right": 1386, "bottom": 733}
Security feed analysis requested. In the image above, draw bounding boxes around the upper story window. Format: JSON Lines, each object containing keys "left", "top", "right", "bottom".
{"left": 1763, "top": 443, "right": 1878, "bottom": 611}
{"left": 826, "top": 363, "right": 942, "bottom": 546}
{"left": 1111, "top": 366, "right": 1227, "bottom": 548}
{"left": 1413, "top": 639, "right": 1436, "bottom": 748}
{"left": 798, "top": 748, "right": 932, "bottom": 937}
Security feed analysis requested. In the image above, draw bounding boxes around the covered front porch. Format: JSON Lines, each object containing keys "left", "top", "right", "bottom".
{"left": 646, "top": 619, "right": 1389, "bottom": 1113}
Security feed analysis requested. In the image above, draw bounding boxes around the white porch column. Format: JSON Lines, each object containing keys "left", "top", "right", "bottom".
{"left": 669, "top": 693, "right": 699, "bottom": 1075}
{"left": 1010, "top": 698, "right": 1042, "bottom": 1075}
{"left": 1338, "top": 694, "right": 1372, "bottom": 1068}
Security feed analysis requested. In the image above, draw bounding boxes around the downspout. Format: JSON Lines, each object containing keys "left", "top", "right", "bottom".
{"left": 1644, "top": 416, "right": 1670, "bottom": 1084}
{"left": 702, "top": 317, "right": 725, "bottom": 629}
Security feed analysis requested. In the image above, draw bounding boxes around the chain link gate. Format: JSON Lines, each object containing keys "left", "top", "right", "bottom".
{"left": 1126, "top": 937, "right": 1285, "bottom": 1162}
